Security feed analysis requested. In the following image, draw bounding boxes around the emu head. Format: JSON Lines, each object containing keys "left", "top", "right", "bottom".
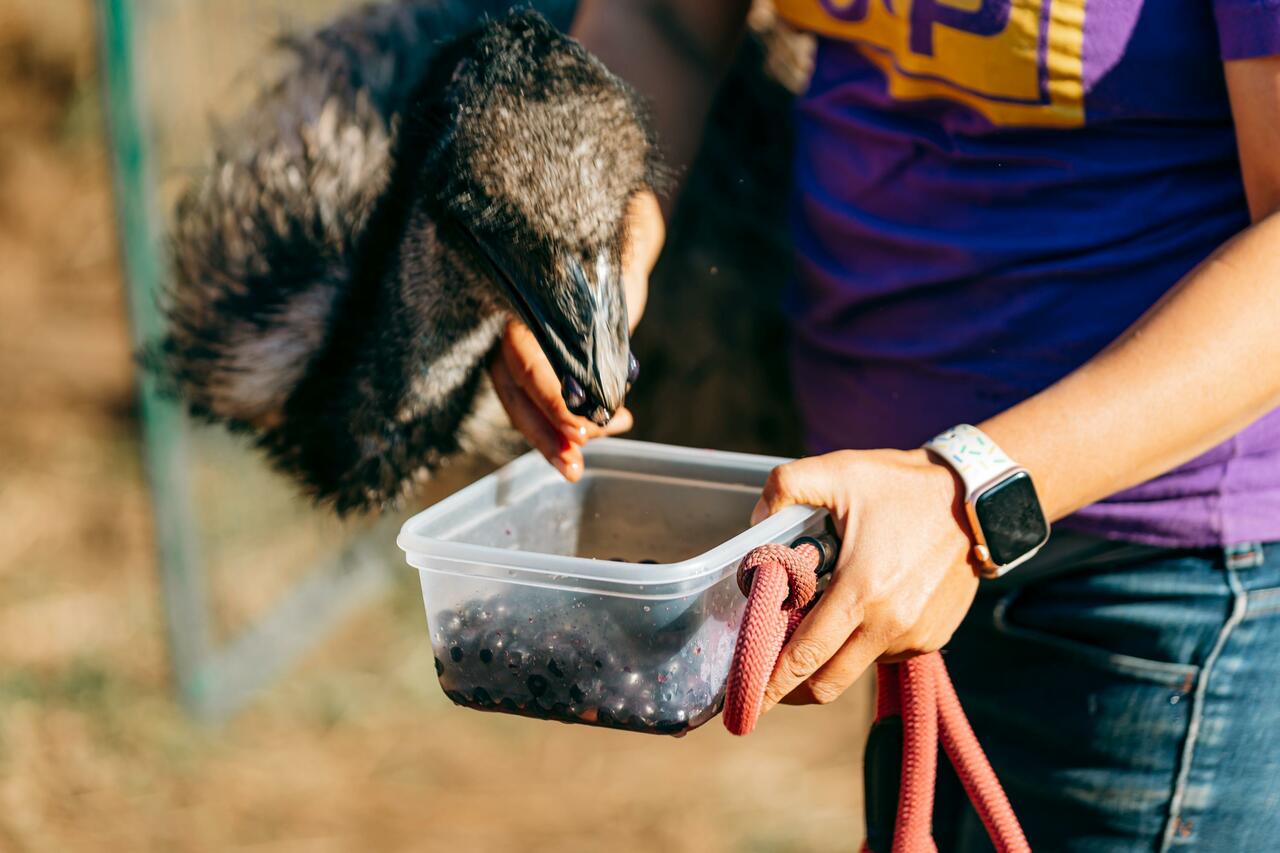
{"left": 427, "top": 10, "right": 660, "bottom": 425}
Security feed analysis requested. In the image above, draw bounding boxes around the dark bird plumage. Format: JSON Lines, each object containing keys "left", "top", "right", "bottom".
{"left": 157, "top": 4, "right": 660, "bottom": 514}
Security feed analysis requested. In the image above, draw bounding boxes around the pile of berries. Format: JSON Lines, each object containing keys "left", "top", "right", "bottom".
{"left": 431, "top": 592, "right": 736, "bottom": 735}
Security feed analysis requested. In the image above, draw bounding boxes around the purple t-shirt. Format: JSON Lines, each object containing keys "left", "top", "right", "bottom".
{"left": 777, "top": 0, "right": 1280, "bottom": 547}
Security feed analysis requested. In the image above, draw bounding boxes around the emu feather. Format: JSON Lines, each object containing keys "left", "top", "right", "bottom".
{"left": 156, "top": 4, "right": 659, "bottom": 514}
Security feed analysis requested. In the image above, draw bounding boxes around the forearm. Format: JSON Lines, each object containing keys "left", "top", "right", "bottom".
{"left": 982, "top": 211, "right": 1280, "bottom": 521}
{"left": 571, "top": 0, "right": 750, "bottom": 216}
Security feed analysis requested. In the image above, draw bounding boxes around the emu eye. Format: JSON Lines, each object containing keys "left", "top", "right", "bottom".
{"left": 626, "top": 352, "right": 640, "bottom": 384}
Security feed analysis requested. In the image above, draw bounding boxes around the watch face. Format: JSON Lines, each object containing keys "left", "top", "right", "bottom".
{"left": 974, "top": 471, "right": 1049, "bottom": 567}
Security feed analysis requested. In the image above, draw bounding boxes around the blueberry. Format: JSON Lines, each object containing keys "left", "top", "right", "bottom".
{"left": 546, "top": 646, "right": 581, "bottom": 681}
{"left": 599, "top": 705, "right": 632, "bottom": 729}
{"left": 562, "top": 376, "right": 586, "bottom": 411}
{"left": 504, "top": 646, "right": 527, "bottom": 672}
{"left": 428, "top": 592, "right": 724, "bottom": 734}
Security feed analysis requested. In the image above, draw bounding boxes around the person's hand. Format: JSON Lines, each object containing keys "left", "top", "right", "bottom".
{"left": 750, "top": 448, "right": 982, "bottom": 708}
{"left": 489, "top": 190, "right": 664, "bottom": 480}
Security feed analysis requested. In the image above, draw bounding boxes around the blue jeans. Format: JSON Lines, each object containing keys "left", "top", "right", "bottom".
{"left": 936, "top": 536, "right": 1280, "bottom": 852}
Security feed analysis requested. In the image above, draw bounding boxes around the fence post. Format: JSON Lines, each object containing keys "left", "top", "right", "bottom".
{"left": 97, "top": 0, "right": 216, "bottom": 717}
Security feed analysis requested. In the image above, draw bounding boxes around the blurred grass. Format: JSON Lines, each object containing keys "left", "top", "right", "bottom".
{"left": 0, "top": 0, "right": 870, "bottom": 850}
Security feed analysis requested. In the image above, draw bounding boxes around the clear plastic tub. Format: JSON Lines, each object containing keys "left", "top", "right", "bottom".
{"left": 397, "top": 438, "right": 826, "bottom": 735}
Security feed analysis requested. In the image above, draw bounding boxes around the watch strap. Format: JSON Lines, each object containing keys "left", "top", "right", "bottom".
{"left": 923, "top": 424, "right": 1015, "bottom": 498}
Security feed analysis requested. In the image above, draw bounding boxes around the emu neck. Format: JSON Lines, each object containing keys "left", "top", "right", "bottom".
{"left": 305, "top": 192, "right": 501, "bottom": 429}
{"left": 273, "top": 164, "right": 506, "bottom": 512}
{"left": 385, "top": 206, "right": 506, "bottom": 424}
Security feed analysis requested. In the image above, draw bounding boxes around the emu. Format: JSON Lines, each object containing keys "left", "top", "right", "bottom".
{"left": 157, "top": 6, "right": 659, "bottom": 514}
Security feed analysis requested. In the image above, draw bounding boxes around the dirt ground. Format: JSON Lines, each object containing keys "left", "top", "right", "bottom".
{"left": 0, "top": 1, "right": 870, "bottom": 850}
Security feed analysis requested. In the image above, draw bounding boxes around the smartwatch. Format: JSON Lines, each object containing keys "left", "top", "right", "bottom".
{"left": 924, "top": 424, "right": 1050, "bottom": 577}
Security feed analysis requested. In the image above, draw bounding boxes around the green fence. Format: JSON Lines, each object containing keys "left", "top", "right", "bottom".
{"left": 96, "top": 0, "right": 420, "bottom": 720}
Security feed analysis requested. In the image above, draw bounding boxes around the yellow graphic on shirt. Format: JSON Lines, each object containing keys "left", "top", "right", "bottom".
{"left": 776, "top": 0, "right": 1086, "bottom": 128}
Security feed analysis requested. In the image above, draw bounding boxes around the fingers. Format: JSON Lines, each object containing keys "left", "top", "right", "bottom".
{"left": 751, "top": 455, "right": 845, "bottom": 525}
{"left": 777, "top": 682, "right": 822, "bottom": 706}
{"left": 746, "top": 453, "right": 865, "bottom": 706}
{"left": 761, "top": 574, "right": 867, "bottom": 710}
{"left": 500, "top": 320, "right": 596, "bottom": 443}
{"left": 490, "top": 192, "right": 659, "bottom": 474}
{"left": 490, "top": 355, "right": 582, "bottom": 480}
{"left": 621, "top": 190, "right": 663, "bottom": 328}
{"left": 779, "top": 626, "right": 882, "bottom": 708}
{"left": 491, "top": 318, "right": 638, "bottom": 480}
{"left": 603, "top": 407, "right": 634, "bottom": 436}
{"left": 776, "top": 654, "right": 876, "bottom": 706}
{"left": 767, "top": 576, "right": 968, "bottom": 709}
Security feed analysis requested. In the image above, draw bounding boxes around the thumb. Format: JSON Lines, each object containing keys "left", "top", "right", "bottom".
{"left": 751, "top": 457, "right": 840, "bottom": 525}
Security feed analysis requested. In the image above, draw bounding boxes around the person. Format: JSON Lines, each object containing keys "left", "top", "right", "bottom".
{"left": 487, "top": 2, "right": 1280, "bottom": 849}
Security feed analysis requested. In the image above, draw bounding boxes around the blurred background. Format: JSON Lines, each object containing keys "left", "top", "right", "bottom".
{"left": 0, "top": 0, "right": 871, "bottom": 849}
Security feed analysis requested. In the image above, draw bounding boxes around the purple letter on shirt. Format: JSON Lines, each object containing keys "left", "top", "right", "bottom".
{"left": 910, "top": 0, "right": 1011, "bottom": 55}
{"left": 820, "top": 0, "right": 871, "bottom": 22}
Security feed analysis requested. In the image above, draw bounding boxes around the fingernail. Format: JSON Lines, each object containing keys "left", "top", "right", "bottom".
{"left": 562, "top": 423, "right": 588, "bottom": 444}
{"left": 563, "top": 458, "right": 582, "bottom": 481}
{"left": 750, "top": 498, "right": 769, "bottom": 526}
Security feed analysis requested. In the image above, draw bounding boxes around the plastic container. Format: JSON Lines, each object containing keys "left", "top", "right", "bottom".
{"left": 397, "top": 438, "right": 826, "bottom": 735}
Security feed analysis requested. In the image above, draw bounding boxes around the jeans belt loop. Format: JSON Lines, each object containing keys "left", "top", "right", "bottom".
{"left": 1224, "top": 541, "right": 1266, "bottom": 571}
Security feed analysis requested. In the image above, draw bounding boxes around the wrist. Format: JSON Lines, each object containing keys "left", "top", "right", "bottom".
{"left": 915, "top": 448, "right": 981, "bottom": 556}
{"left": 923, "top": 426, "right": 1051, "bottom": 576}
{"left": 976, "top": 414, "right": 1069, "bottom": 522}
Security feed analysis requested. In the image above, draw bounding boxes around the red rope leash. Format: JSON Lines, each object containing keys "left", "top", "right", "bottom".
{"left": 723, "top": 541, "right": 1030, "bottom": 853}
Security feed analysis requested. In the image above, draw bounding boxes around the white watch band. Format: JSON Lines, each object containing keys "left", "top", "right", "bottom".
{"left": 923, "top": 424, "right": 1016, "bottom": 500}
{"left": 924, "top": 423, "right": 1048, "bottom": 576}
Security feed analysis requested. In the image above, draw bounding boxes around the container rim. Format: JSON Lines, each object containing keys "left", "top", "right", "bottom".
{"left": 396, "top": 438, "right": 824, "bottom": 591}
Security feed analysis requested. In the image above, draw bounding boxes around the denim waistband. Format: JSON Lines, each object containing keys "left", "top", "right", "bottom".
{"left": 986, "top": 532, "right": 1271, "bottom": 592}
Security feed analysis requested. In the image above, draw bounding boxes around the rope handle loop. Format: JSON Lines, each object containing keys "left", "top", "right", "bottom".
{"left": 723, "top": 537, "right": 1030, "bottom": 853}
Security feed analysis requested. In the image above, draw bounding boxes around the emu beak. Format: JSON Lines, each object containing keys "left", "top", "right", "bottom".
{"left": 459, "top": 224, "right": 630, "bottom": 425}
